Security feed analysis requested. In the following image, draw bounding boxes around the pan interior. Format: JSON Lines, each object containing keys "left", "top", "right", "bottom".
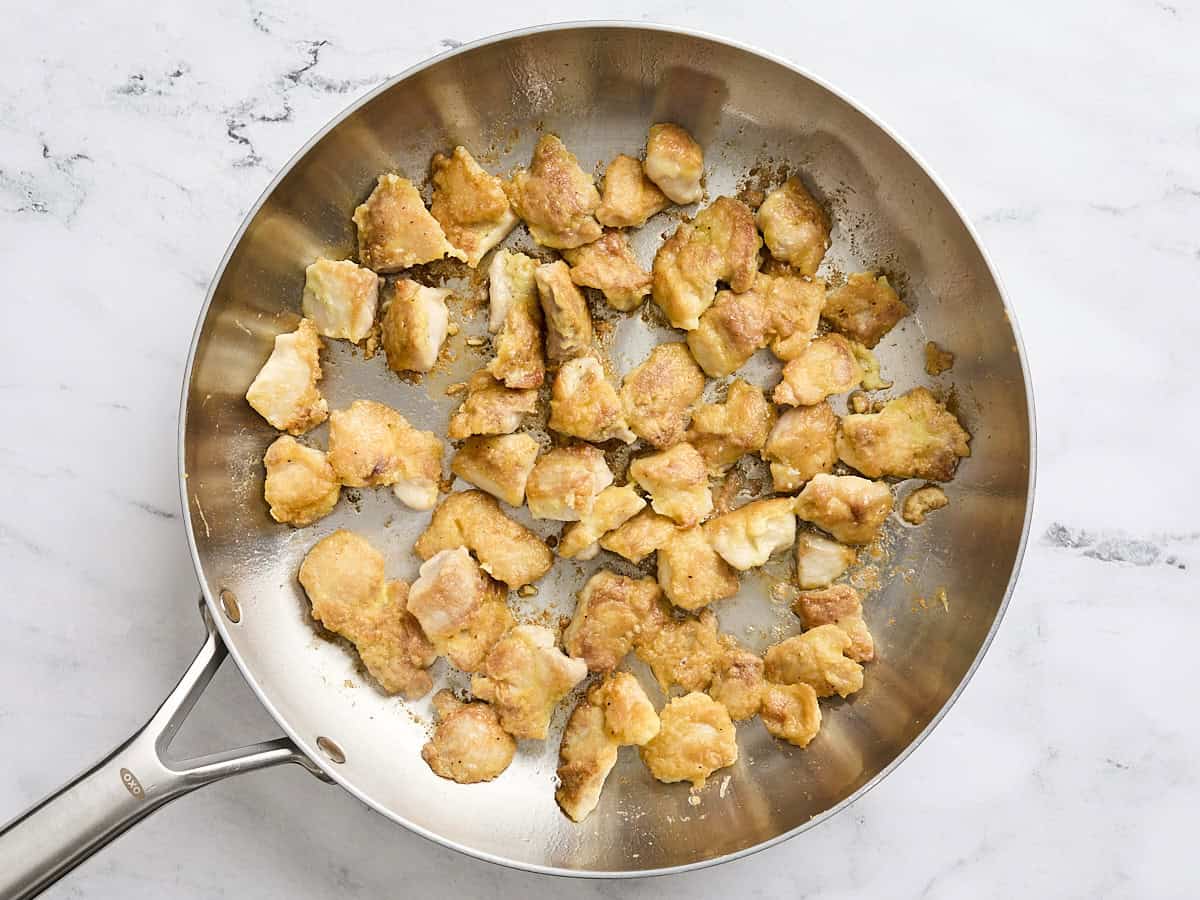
{"left": 181, "top": 25, "right": 1031, "bottom": 874}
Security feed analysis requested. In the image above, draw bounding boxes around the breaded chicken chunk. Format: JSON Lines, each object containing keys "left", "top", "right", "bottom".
{"left": 525, "top": 445, "right": 614, "bottom": 521}
{"left": 596, "top": 671, "right": 660, "bottom": 745}
{"left": 620, "top": 343, "right": 705, "bottom": 449}
{"left": 837, "top": 387, "right": 971, "bottom": 481}
{"left": 851, "top": 340, "right": 892, "bottom": 391}
{"left": 636, "top": 608, "right": 723, "bottom": 692}
{"left": 629, "top": 442, "right": 713, "bottom": 527}
{"left": 422, "top": 690, "right": 516, "bottom": 784}
{"left": 708, "top": 636, "right": 765, "bottom": 721}
{"left": 450, "top": 433, "right": 540, "bottom": 507}
{"left": 549, "top": 355, "right": 636, "bottom": 444}
{"left": 902, "top": 484, "right": 950, "bottom": 525}
{"left": 762, "top": 402, "right": 838, "bottom": 491}
{"left": 298, "top": 530, "right": 435, "bottom": 698}
{"left": 756, "top": 177, "right": 831, "bottom": 277}
{"left": 558, "top": 484, "right": 646, "bottom": 560}
{"left": 704, "top": 498, "right": 797, "bottom": 571}
{"left": 794, "top": 473, "right": 893, "bottom": 545}
{"left": 822, "top": 273, "right": 910, "bottom": 348}
{"left": 773, "top": 334, "right": 863, "bottom": 407}
{"left": 430, "top": 146, "right": 518, "bottom": 268}
{"left": 686, "top": 286, "right": 771, "bottom": 378}
{"left": 792, "top": 584, "right": 874, "bottom": 663}
{"left": 685, "top": 379, "right": 775, "bottom": 474}
{"left": 794, "top": 532, "right": 857, "bottom": 590}
{"left": 506, "top": 134, "right": 602, "bottom": 249}
{"left": 760, "top": 270, "right": 826, "bottom": 361}
{"left": 487, "top": 250, "right": 545, "bottom": 390}
{"left": 415, "top": 490, "right": 553, "bottom": 588}
{"left": 760, "top": 682, "right": 822, "bottom": 748}
{"left": 598, "top": 508, "right": 679, "bottom": 563}
{"left": 641, "top": 692, "right": 738, "bottom": 789}
{"left": 246, "top": 318, "right": 328, "bottom": 435}
{"left": 643, "top": 123, "right": 704, "bottom": 205}
{"left": 353, "top": 173, "right": 464, "bottom": 272}
{"left": 764, "top": 624, "right": 864, "bottom": 698}
{"left": 326, "top": 400, "right": 443, "bottom": 510}
{"left": 563, "top": 570, "right": 664, "bottom": 671}
{"left": 596, "top": 153, "right": 670, "bottom": 227}
{"left": 301, "top": 258, "right": 379, "bottom": 343}
{"left": 657, "top": 526, "right": 739, "bottom": 611}
{"left": 471, "top": 624, "right": 588, "bottom": 740}
{"left": 534, "top": 261, "right": 594, "bottom": 363}
{"left": 562, "top": 231, "right": 652, "bottom": 311}
{"left": 447, "top": 370, "right": 538, "bottom": 440}
{"left": 263, "top": 435, "right": 340, "bottom": 526}
{"left": 380, "top": 279, "right": 451, "bottom": 374}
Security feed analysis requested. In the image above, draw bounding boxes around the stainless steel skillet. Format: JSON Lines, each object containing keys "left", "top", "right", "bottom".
{"left": 0, "top": 22, "right": 1035, "bottom": 897}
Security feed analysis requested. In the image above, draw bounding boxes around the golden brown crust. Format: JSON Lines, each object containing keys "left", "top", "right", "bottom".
{"left": 325, "top": 399, "right": 443, "bottom": 509}
{"left": 837, "top": 387, "right": 970, "bottom": 481}
{"left": 764, "top": 624, "right": 864, "bottom": 698}
{"left": 263, "top": 436, "right": 340, "bottom": 526}
{"left": 756, "top": 177, "right": 831, "bottom": 277}
{"left": 762, "top": 402, "right": 839, "bottom": 492}
{"left": 924, "top": 341, "right": 955, "bottom": 376}
{"left": 301, "top": 258, "right": 379, "bottom": 343}
{"left": 450, "top": 433, "right": 540, "bottom": 507}
{"left": 643, "top": 123, "right": 705, "bottom": 205}
{"left": 760, "top": 682, "right": 822, "bottom": 747}
{"left": 792, "top": 583, "right": 875, "bottom": 663}
{"left": 686, "top": 287, "right": 771, "bottom": 378}
{"left": 422, "top": 691, "right": 516, "bottom": 783}
{"left": 686, "top": 380, "right": 775, "bottom": 474}
{"left": 640, "top": 692, "right": 737, "bottom": 788}
{"left": 902, "top": 484, "right": 950, "bottom": 524}
{"left": 598, "top": 508, "right": 678, "bottom": 563}
{"left": 794, "top": 473, "right": 893, "bottom": 545}
{"left": 657, "top": 526, "right": 740, "bottom": 611}
{"left": 407, "top": 547, "right": 514, "bottom": 671}
{"left": 430, "top": 146, "right": 518, "bottom": 267}
{"left": 773, "top": 333, "right": 863, "bottom": 407}
{"left": 380, "top": 279, "right": 451, "bottom": 374}
{"left": 245, "top": 318, "right": 328, "bottom": 435}
{"left": 506, "top": 135, "right": 602, "bottom": 249}
{"left": 708, "top": 637, "right": 765, "bottom": 720}
{"left": 629, "top": 442, "right": 713, "bottom": 527}
{"left": 596, "top": 153, "right": 670, "bottom": 227}
{"left": 635, "top": 607, "right": 723, "bottom": 693}
{"left": 447, "top": 370, "right": 538, "bottom": 440}
{"left": 353, "top": 173, "right": 463, "bottom": 272}
{"left": 562, "top": 231, "right": 652, "bottom": 311}
{"left": 549, "top": 355, "right": 636, "bottom": 444}
{"left": 822, "top": 272, "right": 910, "bottom": 348}
{"left": 525, "top": 445, "right": 614, "bottom": 521}
{"left": 563, "top": 570, "right": 665, "bottom": 671}
{"left": 558, "top": 484, "right": 646, "bottom": 560}
{"left": 620, "top": 342, "right": 705, "bottom": 449}
{"left": 487, "top": 250, "right": 545, "bottom": 389}
{"left": 534, "top": 260, "right": 594, "bottom": 363}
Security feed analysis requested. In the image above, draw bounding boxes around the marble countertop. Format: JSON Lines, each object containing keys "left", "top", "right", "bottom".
{"left": 2, "top": 1, "right": 1197, "bottom": 897}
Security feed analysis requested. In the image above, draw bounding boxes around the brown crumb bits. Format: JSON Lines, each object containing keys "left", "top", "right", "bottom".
{"left": 924, "top": 341, "right": 955, "bottom": 375}
{"left": 518, "top": 584, "right": 539, "bottom": 597}
{"left": 848, "top": 391, "right": 871, "bottom": 414}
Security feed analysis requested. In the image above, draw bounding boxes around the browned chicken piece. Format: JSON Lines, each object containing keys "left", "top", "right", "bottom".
{"left": 902, "top": 484, "right": 950, "bottom": 525}
{"left": 761, "top": 402, "right": 838, "bottom": 492}
{"left": 760, "top": 271, "right": 826, "bottom": 361}
{"left": 596, "top": 671, "right": 660, "bottom": 745}
{"left": 760, "top": 682, "right": 822, "bottom": 748}
{"left": 380, "top": 279, "right": 451, "bottom": 374}
{"left": 640, "top": 692, "right": 737, "bottom": 789}
{"left": 487, "top": 249, "right": 545, "bottom": 390}
{"left": 620, "top": 342, "right": 705, "bottom": 449}
{"left": 651, "top": 196, "right": 761, "bottom": 330}
{"left": 450, "top": 433, "right": 540, "bottom": 507}
{"left": 792, "top": 584, "right": 875, "bottom": 663}
{"left": 263, "top": 436, "right": 340, "bottom": 526}
{"left": 471, "top": 624, "right": 588, "bottom": 740}
{"left": 422, "top": 690, "right": 516, "bottom": 784}
{"left": 657, "top": 526, "right": 740, "bottom": 611}
{"left": 447, "top": 370, "right": 538, "bottom": 440}
{"left": 822, "top": 272, "right": 910, "bottom": 348}
{"left": 756, "top": 177, "right": 831, "bottom": 277}
{"left": 643, "top": 123, "right": 704, "bottom": 205}
{"left": 708, "top": 636, "right": 765, "bottom": 720}
{"left": 596, "top": 153, "right": 670, "bottom": 227}
{"left": 562, "top": 231, "right": 652, "bottom": 311}
{"left": 598, "top": 508, "right": 679, "bottom": 563}
{"left": 298, "top": 530, "right": 435, "bottom": 698}
{"left": 563, "top": 570, "right": 665, "bottom": 671}
{"left": 534, "top": 260, "right": 594, "bottom": 363}
{"left": 326, "top": 400, "right": 443, "bottom": 510}
{"left": 525, "top": 445, "right": 614, "bottom": 521}
{"left": 415, "top": 490, "right": 553, "bottom": 588}
{"left": 794, "top": 473, "right": 893, "bottom": 545}
{"left": 764, "top": 624, "right": 864, "bottom": 698}
{"left": 837, "top": 387, "right": 971, "bottom": 481}
{"left": 301, "top": 258, "right": 379, "bottom": 343}
{"left": 246, "top": 318, "right": 327, "bottom": 435}
{"left": 549, "top": 355, "right": 636, "bottom": 444}
{"left": 773, "top": 334, "right": 863, "bottom": 407}
{"left": 353, "top": 173, "right": 464, "bottom": 272}
{"left": 705, "top": 498, "right": 797, "bottom": 571}
{"left": 429, "top": 146, "right": 518, "bottom": 268}
{"left": 686, "top": 286, "right": 771, "bottom": 378}
{"left": 794, "top": 531, "right": 857, "bottom": 590}
{"left": 629, "top": 442, "right": 713, "bottom": 527}
{"left": 924, "top": 341, "right": 955, "bottom": 376}
{"left": 685, "top": 379, "right": 775, "bottom": 474}
{"left": 558, "top": 484, "right": 646, "bottom": 560}
{"left": 506, "top": 134, "right": 602, "bottom": 249}
{"left": 635, "top": 608, "right": 723, "bottom": 692}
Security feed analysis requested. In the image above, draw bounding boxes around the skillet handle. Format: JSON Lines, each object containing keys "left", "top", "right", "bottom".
{"left": 0, "top": 603, "right": 326, "bottom": 900}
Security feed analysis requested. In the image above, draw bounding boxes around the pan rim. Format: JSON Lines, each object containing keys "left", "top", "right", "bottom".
{"left": 177, "top": 19, "right": 1037, "bottom": 880}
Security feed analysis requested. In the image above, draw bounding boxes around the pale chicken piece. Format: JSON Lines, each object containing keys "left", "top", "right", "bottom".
{"left": 794, "top": 532, "right": 857, "bottom": 590}
{"left": 325, "top": 400, "right": 443, "bottom": 510}
{"left": 756, "top": 177, "right": 831, "bottom": 277}
{"left": 837, "top": 387, "right": 971, "bottom": 481}
{"left": 298, "top": 530, "right": 435, "bottom": 698}
{"left": 596, "top": 153, "right": 669, "bottom": 227}
{"left": 822, "top": 272, "right": 910, "bottom": 348}
{"left": 506, "top": 134, "right": 602, "bottom": 249}
{"left": 651, "top": 197, "right": 761, "bottom": 329}
{"left": 534, "top": 261, "right": 594, "bottom": 363}
{"left": 471, "top": 625, "right": 588, "bottom": 740}
{"left": 773, "top": 334, "right": 863, "bottom": 407}
{"left": 562, "top": 231, "right": 652, "bottom": 311}
{"left": 598, "top": 508, "right": 678, "bottom": 563}
{"left": 704, "top": 498, "right": 797, "bottom": 571}
{"left": 380, "top": 279, "right": 451, "bottom": 374}
{"left": 792, "top": 584, "right": 875, "bottom": 663}
{"left": 635, "top": 608, "right": 723, "bottom": 692}
{"left": 764, "top": 624, "right": 864, "bottom": 698}
{"left": 353, "top": 173, "right": 464, "bottom": 272}
{"left": 686, "top": 287, "right": 771, "bottom": 378}
{"left": 407, "top": 548, "right": 514, "bottom": 671}
{"left": 629, "top": 443, "right": 712, "bottom": 527}
{"left": 549, "top": 356, "right": 635, "bottom": 444}
{"left": 563, "top": 570, "right": 664, "bottom": 671}
{"left": 620, "top": 342, "right": 705, "bottom": 449}
{"left": 640, "top": 692, "right": 738, "bottom": 788}
{"left": 708, "top": 636, "right": 765, "bottom": 721}
{"left": 245, "top": 318, "right": 328, "bottom": 435}
{"left": 415, "top": 490, "right": 553, "bottom": 588}
{"left": 902, "top": 484, "right": 950, "bottom": 525}
{"left": 301, "top": 258, "right": 379, "bottom": 343}
{"left": 761, "top": 402, "right": 838, "bottom": 491}
{"left": 685, "top": 380, "right": 774, "bottom": 474}
{"left": 558, "top": 485, "right": 646, "bottom": 560}
{"left": 525, "top": 445, "right": 614, "bottom": 521}
{"left": 450, "top": 433, "right": 540, "bottom": 507}
{"left": 643, "top": 123, "right": 704, "bottom": 205}
{"left": 422, "top": 690, "right": 516, "bottom": 784}
{"left": 430, "top": 146, "right": 518, "bottom": 268}
{"left": 657, "top": 526, "right": 739, "bottom": 611}
{"left": 447, "top": 370, "right": 538, "bottom": 440}
{"left": 760, "top": 682, "right": 822, "bottom": 748}
{"left": 486, "top": 250, "right": 545, "bottom": 390}
{"left": 794, "top": 473, "right": 893, "bottom": 545}
{"left": 262, "top": 436, "right": 340, "bottom": 526}
{"left": 760, "top": 270, "right": 826, "bottom": 361}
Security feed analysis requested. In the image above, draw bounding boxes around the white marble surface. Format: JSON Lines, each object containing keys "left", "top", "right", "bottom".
{"left": 1, "top": 1, "right": 1197, "bottom": 897}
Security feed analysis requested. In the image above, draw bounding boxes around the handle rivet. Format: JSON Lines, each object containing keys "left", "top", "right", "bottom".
{"left": 219, "top": 589, "right": 241, "bottom": 623}
{"left": 316, "top": 736, "right": 345, "bottom": 764}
